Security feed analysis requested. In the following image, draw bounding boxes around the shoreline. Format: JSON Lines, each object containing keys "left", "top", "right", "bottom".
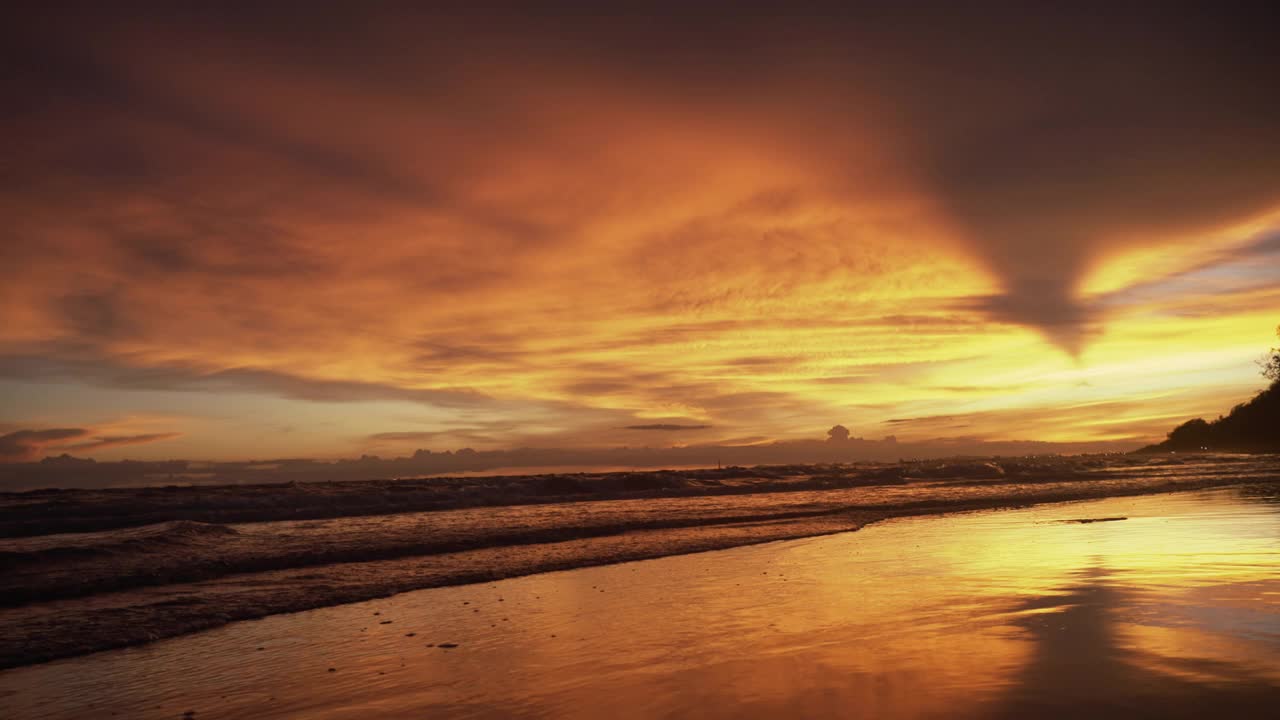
{"left": 3, "top": 484, "right": 1277, "bottom": 719}
{"left": 7, "top": 454, "right": 1268, "bottom": 539}
{"left": 3, "top": 458, "right": 1278, "bottom": 671}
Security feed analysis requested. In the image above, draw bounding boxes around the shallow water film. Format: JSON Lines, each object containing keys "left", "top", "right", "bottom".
{"left": 2, "top": 484, "right": 1277, "bottom": 719}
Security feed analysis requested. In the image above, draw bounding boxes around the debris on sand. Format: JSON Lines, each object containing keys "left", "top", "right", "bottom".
{"left": 1062, "top": 516, "right": 1128, "bottom": 524}
{"left": 437, "top": 643, "right": 459, "bottom": 648}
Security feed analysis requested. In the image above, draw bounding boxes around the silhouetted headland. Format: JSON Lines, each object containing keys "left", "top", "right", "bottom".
{"left": 1139, "top": 380, "right": 1280, "bottom": 454}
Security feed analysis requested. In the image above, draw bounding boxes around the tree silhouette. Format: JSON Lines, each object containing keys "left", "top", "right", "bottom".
{"left": 1142, "top": 324, "right": 1280, "bottom": 453}
{"left": 1262, "top": 325, "right": 1280, "bottom": 383}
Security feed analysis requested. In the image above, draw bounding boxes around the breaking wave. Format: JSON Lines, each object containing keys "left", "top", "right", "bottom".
{"left": 0, "top": 454, "right": 1276, "bottom": 669}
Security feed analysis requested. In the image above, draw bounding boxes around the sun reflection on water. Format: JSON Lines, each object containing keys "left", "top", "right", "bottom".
{"left": 1, "top": 487, "right": 1277, "bottom": 719}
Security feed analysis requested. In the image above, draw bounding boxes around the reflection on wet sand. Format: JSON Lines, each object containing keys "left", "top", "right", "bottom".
{"left": 0, "top": 486, "right": 1277, "bottom": 718}
{"left": 989, "top": 567, "right": 1276, "bottom": 718}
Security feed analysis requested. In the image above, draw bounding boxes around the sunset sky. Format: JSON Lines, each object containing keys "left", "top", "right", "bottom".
{"left": 2, "top": 4, "right": 1278, "bottom": 462}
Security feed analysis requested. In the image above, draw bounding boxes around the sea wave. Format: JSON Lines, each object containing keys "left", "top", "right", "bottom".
{"left": 0, "top": 454, "right": 1277, "bottom": 670}
{"left": 0, "top": 520, "right": 238, "bottom": 567}
{"left": 0, "top": 454, "right": 1247, "bottom": 539}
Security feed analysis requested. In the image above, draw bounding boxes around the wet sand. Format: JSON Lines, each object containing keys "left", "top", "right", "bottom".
{"left": 4, "top": 455, "right": 1278, "bottom": 669}
{"left": 2, "top": 485, "right": 1277, "bottom": 719}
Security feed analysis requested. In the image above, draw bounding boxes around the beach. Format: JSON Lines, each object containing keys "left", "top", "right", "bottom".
{"left": 8, "top": 3, "right": 1278, "bottom": 716}
{"left": 3, "top": 455, "right": 1279, "bottom": 670}
{"left": 2, "top": 483, "right": 1278, "bottom": 718}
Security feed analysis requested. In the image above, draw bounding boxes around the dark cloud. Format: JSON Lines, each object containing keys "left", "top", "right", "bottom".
{"left": 931, "top": 384, "right": 1034, "bottom": 395}
{"left": 886, "top": 415, "right": 961, "bottom": 426}
{"left": 1093, "top": 228, "right": 1280, "bottom": 312}
{"left": 8, "top": 4, "right": 1275, "bottom": 354}
{"left": 1245, "top": 230, "right": 1280, "bottom": 256}
{"left": 57, "top": 290, "right": 138, "bottom": 341}
{"left": 0, "top": 353, "right": 491, "bottom": 409}
{"left": 0, "top": 432, "right": 1148, "bottom": 489}
{"left": 881, "top": 398, "right": 1209, "bottom": 442}
{"left": 408, "top": 338, "right": 532, "bottom": 375}
{"left": 623, "top": 424, "right": 711, "bottom": 431}
{"left": 366, "top": 429, "right": 502, "bottom": 447}
{"left": 65, "top": 433, "right": 181, "bottom": 453}
{"left": 0, "top": 3, "right": 1276, "bottom": 462}
{"left": 367, "top": 432, "right": 440, "bottom": 442}
{"left": 563, "top": 381, "right": 632, "bottom": 396}
{"left": 964, "top": 294, "right": 1098, "bottom": 356}
{"left": 0, "top": 429, "right": 87, "bottom": 462}
{"left": 209, "top": 367, "right": 487, "bottom": 407}
{"left": 0, "top": 428, "right": 178, "bottom": 462}
{"left": 893, "top": 7, "right": 1280, "bottom": 351}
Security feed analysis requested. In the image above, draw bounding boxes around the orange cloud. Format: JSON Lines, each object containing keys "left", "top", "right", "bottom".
{"left": 1, "top": 5, "right": 1277, "bottom": 459}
